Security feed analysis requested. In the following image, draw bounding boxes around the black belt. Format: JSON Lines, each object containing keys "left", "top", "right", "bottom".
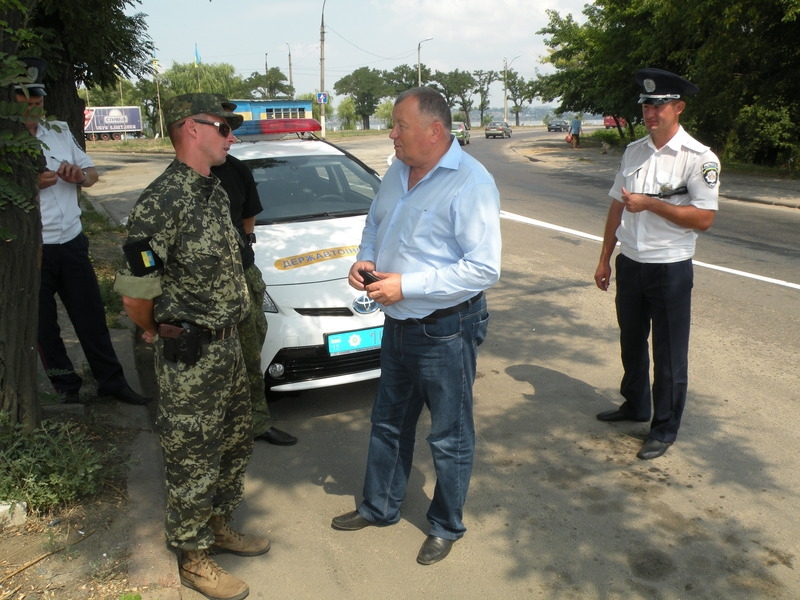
{"left": 414, "top": 292, "right": 484, "bottom": 324}
{"left": 644, "top": 186, "right": 688, "bottom": 198}
{"left": 200, "top": 325, "right": 237, "bottom": 342}
{"left": 159, "top": 322, "right": 237, "bottom": 342}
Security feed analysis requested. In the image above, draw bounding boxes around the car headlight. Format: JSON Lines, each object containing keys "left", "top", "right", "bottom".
{"left": 262, "top": 289, "right": 278, "bottom": 313}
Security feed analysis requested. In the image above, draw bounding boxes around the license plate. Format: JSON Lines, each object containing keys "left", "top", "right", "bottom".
{"left": 326, "top": 326, "right": 383, "bottom": 356}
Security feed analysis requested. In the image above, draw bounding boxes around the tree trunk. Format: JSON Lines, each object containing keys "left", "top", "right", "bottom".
{"left": 0, "top": 201, "right": 42, "bottom": 431}
{"left": 1, "top": 0, "right": 44, "bottom": 430}
{"left": 43, "top": 62, "right": 87, "bottom": 152}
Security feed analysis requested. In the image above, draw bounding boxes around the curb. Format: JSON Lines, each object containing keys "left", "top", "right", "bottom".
{"left": 127, "top": 429, "right": 182, "bottom": 600}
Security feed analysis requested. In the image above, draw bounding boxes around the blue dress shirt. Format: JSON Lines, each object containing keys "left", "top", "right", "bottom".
{"left": 358, "top": 137, "right": 502, "bottom": 320}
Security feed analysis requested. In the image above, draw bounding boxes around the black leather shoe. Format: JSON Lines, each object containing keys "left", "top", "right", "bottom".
{"left": 596, "top": 408, "right": 648, "bottom": 423}
{"left": 255, "top": 427, "right": 297, "bottom": 446}
{"left": 637, "top": 438, "right": 672, "bottom": 460}
{"left": 416, "top": 535, "right": 455, "bottom": 565}
{"left": 104, "top": 385, "right": 150, "bottom": 405}
{"left": 331, "top": 510, "right": 375, "bottom": 531}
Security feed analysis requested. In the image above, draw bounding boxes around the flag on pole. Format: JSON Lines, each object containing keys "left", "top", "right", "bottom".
{"left": 194, "top": 44, "right": 201, "bottom": 68}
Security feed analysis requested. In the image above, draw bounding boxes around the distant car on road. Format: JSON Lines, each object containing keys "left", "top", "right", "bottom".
{"left": 604, "top": 115, "right": 628, "bottom": 129}
{"left": 547, "top": 119, "right": 569, "bottom": 132}
{"left": 485, "top": 121, "right": 511, "bottom": 138}
{"left": 451, "top": 121, "right": 471, "bottom": 146}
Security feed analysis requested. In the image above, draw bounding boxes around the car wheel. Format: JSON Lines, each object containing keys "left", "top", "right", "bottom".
{"left": 485, "top": 135, "right": 490, "bottom": 139}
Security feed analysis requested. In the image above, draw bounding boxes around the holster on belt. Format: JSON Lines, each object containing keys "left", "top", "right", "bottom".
{"left": 158, "top": 321, "right": 203, "bottom": 366}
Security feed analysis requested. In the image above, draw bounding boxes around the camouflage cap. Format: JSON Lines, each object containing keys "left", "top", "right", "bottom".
{"left": 163, "top": 93, "right": 243, "bottom": 130}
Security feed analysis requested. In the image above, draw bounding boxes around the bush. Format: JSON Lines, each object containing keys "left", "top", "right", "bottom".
{"left": 590, "top": 123, "right": 648, "bottom": 148}
{"left": 725, "top": 104, "right": 797, "bottom": 167}
{"left": 0, "top": 412, "right": 106, "bottom": 511}
{"left": 590, "top": 128, "right": 628, "bottom": 147}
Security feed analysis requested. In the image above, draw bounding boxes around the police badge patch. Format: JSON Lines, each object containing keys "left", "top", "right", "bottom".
{"left": 701, "top": 162, "right": 719, "bottom": 188}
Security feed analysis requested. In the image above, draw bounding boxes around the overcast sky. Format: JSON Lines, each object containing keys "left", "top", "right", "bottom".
{"left": 130, "top": 0, "right": 591, "bottom": 107}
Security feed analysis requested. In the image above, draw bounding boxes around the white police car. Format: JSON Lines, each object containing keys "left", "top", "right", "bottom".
{"left": 228, "top": 119, "right": 383, "bottom": 392}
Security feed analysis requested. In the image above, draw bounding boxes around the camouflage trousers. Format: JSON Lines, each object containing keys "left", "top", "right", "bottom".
{"left": 155, "top": 332, "right": 252, "bottom": 550}
{"left": 238, "top": 263, "right": 272, "bottom": 437}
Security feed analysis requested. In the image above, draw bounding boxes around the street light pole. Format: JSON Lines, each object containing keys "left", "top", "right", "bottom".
{"left": 320, "top": 0, "right": 327, "bottom": 137}
{"left": 286, "top": 41, "right": 294, "bottom": 98}
{"left": 417, "top": 37, "right": 433, "bottom": 87}
{"left": 503, "top": 54, "right": 520, "bottom": 123}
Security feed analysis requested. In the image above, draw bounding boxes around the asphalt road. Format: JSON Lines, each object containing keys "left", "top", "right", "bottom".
{"left": 87, "top": 132, "right": 800, "bottom": 600}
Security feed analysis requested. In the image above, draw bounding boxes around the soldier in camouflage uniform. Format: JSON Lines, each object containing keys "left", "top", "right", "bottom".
{"left": 114, "top": 94, "right": 269, "bottom": 600}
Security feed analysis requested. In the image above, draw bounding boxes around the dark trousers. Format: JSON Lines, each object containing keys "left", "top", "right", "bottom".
{"left": 614, "top": 254, "right": 693, "bottom": 443}
{"left": 38, "top": 232, "right": 126, "bottom": 394}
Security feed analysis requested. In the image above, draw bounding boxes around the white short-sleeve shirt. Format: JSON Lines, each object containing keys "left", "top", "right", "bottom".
{"left": 36, "top": 121, "right": 94, "bottom": 244}
{"left": 609, "top": 126, "right": 719, "bottom": 263}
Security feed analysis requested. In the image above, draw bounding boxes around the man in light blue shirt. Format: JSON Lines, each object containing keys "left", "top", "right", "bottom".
{"left": 331, "top": 87, "right": 501, "bottom": 566}
{"left": 569, "top": 114, "right": 582, "bottom": 148}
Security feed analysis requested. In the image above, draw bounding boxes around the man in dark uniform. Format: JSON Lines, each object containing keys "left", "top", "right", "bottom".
{"left": 115, "top": 94, "right": 269, "bottom": 600}
{"left": 594, "top": 68, "right": 720, "bottom": 460}
{"left": 211, "top": 145, "right": 297, "bottom": 446}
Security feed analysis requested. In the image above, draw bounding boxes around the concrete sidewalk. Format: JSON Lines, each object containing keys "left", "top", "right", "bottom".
{"left": 84, "top": 133, "right": 798, "bottom": 600}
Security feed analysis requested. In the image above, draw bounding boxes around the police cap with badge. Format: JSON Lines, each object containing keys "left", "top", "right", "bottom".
{"left": 14, "top": 57, "right": 48, "bottom": 97}
{"left": 635, "top": 68, "right": 719, "bottom": 190}
{"left": 635, "top": 68, "right": 698, "bottom": 106}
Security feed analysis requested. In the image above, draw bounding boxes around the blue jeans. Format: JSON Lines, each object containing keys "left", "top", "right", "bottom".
{"left": 357, "top": 294, "right": 489, "bottom": 540}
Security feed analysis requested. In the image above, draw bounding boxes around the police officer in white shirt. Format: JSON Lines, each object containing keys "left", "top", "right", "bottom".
{"left": 593, "top": 68, "right": 720, "bottom": 460}
{"left": 15, "top": 57, "right": 147, "bottom": 405}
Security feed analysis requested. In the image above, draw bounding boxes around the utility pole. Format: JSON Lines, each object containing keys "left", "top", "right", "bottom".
{"left": 417, "top": 37, "right": 433, "bottom": 87}
{"left": 320, "top": 0, "right": 327, "bottom": 137}
{"left": 286, "top": 42, "right": 294, "bottom": 98}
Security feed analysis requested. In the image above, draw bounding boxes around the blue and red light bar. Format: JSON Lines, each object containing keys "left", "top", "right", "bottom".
{"left": 236, "top": 118, "right": 322, "bottom": 138}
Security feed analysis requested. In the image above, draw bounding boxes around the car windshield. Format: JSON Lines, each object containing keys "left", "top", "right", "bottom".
{"left": 488, "top": 122, "right": 502, "bottom": 127}
{"left": 245, "top": 154, "right": 380, "bottom": 225}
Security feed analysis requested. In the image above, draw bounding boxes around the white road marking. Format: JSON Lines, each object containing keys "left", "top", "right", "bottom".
{"left": 500, "top": 210, "right": 800, "bottom": 291}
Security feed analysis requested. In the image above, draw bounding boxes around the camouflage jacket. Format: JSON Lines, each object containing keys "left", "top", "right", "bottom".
{"left": 114, "top": 159, "right": 248, "bottom": 329}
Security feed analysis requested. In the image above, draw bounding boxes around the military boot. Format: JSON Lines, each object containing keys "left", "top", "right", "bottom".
{"left": 179, "top": 549, "right": 249, "bottom": 600}
{"left": 209, "top": 515, "right": 271, "bottom": 556}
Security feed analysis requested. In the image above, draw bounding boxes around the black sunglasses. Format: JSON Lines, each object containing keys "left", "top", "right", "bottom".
{"left": 180, "top": 118, "right": 232, "bottom": 137}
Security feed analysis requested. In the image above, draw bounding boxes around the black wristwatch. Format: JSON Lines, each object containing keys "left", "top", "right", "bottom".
{"left": 246, "top": 232, "right": 257, "bottom": 244}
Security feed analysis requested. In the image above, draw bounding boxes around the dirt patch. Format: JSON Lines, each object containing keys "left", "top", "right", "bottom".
{"left": 0, "top": 406, "right": 140, "bottom": 600}
{"left": 1, "top": 195, "right": 148, "bottom": 600}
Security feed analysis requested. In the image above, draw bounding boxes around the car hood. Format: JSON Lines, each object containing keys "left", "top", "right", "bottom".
{"left": 253, "top": 214, "right": 367, "bottom": 286}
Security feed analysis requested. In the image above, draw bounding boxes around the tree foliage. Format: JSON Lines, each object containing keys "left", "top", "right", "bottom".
{"left": 472, "top": 69, "right": 498, "bottom": 127}
{"left": 243, "top": 67, "right": 293, "bottom": 99}
{"left": 333, "top": 67, "right": 387, "bottom": 130}
{"left": 536, "top": 0, "right": 800, "bottom": 164}
{"left": 22, "top": 0, "right": 154, "bottom": 149}
{"left": 429, "top": 69, "right": 476, "bottom": 127}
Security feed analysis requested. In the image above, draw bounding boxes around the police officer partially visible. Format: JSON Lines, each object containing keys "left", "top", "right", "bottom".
{"left": 114, "top": 93, "right": 268, "bottom": 600}
{"left": 594, "top": 68, "right": 720, "bottom": 461}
